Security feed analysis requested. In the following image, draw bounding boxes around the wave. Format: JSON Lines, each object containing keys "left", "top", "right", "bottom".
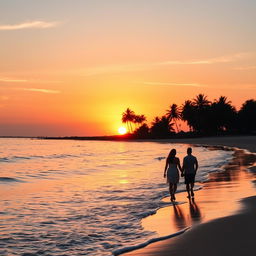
{"left": 112, "top": 227, "right": 189, "bottom": 255}
{"left": 0, "top": 177, "right": 24, "bottom": 183}
{"left": 47, "top": 153, "right": 78, "bottom": 159}
{"left": 0, "top": 157, "right": 11, "bottom": 162}
{"left": 0, "top": 153, "right": 80, "bottom": 163}
{"left": 154, "top": 156, "right": 166, "bottom": 161}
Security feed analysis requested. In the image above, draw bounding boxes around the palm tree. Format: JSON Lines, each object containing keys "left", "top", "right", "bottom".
{"left": 134, "top": 114, "right": 147, "bottom": 128}
{"left": 181, "top": 100, "right": 195, "bottom": 131}
{"left": 166, "top": 104, "right": 181, "bottom": 133}
{"left": 150, "top": 116, "right": 175, "bottom": 138}
{"left": 122, "top": 108, "right": 135, "bottom": 133}
{"left": 133, "top": 123, "right": 150, "bottom": 138}
{"left": 238, "top": 99, "right": 256, "bottom": 133}
{"left": 211, "top": 96, "right": 236, "bottom": 132}
{"left": 192, "top": 94, "right": 211, "bottom": 133}
{"left": 193, "top": 94, "right": 211, "bottom": 109}
{"left": 215, "top": 96, "right": 231, "bottom": 105}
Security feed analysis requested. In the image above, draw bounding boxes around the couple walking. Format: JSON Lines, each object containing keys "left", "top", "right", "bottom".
{"left": 164, "top": 147, "right": 198, "bottom": 201}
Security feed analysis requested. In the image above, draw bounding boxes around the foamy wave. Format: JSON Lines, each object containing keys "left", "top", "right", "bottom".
{"left": 0, "top": 157, "right": 9, "bottom": 162}
{"left": 112, "top": 227, "right": 189, "bottom": 255}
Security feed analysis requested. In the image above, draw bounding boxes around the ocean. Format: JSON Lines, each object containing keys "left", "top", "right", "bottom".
{"left": 0, "top": 138, "right": 234, "bottom": 256}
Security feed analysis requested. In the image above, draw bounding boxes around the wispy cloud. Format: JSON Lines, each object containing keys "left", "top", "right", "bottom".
{"left": 0, "top": 76, "right": 61, "bottom": 84}
{"left": 0, "top": 77, "right": 28, "bottom": 82}
{"left": 135, "top": 81, "right": 204, "bottom": 87}
{"left": 0, "top": 20, "right": 60, "bottom": 31}
{"left": 81, "top": 52, "right": 249, "bottom": 76}
{"left": 157, "top": 52, "right": 247, "bottom": 66}
{"left": 21, "top": 88, "right": 60, "bottom": 94}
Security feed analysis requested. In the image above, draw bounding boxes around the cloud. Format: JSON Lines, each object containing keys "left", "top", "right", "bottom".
{"left": 0, "top": 20, "right": 60, "bottom": 31}
{"left": 81, "top": 52, "right": 249, "bottom": 76}
{"left": 157, "top": 52, "right": 248, "bottom": 66}
{"left": 21, "top": 88, "right": 60, "bottom": 94}
{"left": 135, "top": 81, "right": 204, "bottom": 87}
{"left": 0, "top": 77, "right": 61, "bottom": 84}
{"left": 0, "top": 77, "right": 28, "bottom": 82}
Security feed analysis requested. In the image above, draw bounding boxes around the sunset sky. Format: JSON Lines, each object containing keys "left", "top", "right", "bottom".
{"left": 0, "top": 0, "right": 255, "bottom": 136}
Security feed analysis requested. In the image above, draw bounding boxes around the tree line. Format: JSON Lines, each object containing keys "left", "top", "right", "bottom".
{"left": 121, "top": 94, "right": 256, "bottom": 139}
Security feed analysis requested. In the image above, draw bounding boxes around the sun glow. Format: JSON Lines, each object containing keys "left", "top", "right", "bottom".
{"left": 118, "top": 127, "right": 127, "bottom": 135}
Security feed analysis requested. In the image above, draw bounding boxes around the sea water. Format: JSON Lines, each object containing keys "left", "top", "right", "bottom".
{"left": 0, "top": 138, "right": 233, "bottom": 256}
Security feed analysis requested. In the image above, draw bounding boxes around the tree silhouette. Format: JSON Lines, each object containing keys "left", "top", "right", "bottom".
{"left": 122, "top": 108, "right": 135, "bottom": 133}
{"left": 193, "top": 94, "right": 211, "bottom": 109}
{"left": 181, "top": 100, "right": 196, "bottom": 132}
{"left": 133, "top": 123, "right": 150, "bottom": 138}
{"left": 150, "top": 116, "right": 174, "bottom": 138}
{"left": 166, "top": 104, "right": 181, "bottom": 133}
{"left": 121, "top": 96, "right": 255, "bottom": 138}
{"left": 211, "top": 96, "right": 236, "bottom": 132}
{"left": 238, "top": 99, "right": 256, "bottom": 133}
{"left": 192, "top": 94, "right": 211, "bottom": 133}
{"left": 134, "top": 114, "right": 147, "bottom": 128}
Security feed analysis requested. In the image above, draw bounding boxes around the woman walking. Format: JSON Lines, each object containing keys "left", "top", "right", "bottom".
{"left": 164, "top": 149, "right": 183, "bottom": 201}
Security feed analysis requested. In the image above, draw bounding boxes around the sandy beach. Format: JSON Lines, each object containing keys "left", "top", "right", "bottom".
{"left": 123, "top": 136, "right": 256, "bottom": 256}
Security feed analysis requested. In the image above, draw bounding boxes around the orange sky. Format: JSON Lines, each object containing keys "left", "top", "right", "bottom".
{"left": 0, "top": 0, "right": 255, "bottom": 136}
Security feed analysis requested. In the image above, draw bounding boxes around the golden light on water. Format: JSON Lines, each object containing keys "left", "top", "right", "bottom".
{"left": 119, "top": 179, "right": 129, "bottom": 184}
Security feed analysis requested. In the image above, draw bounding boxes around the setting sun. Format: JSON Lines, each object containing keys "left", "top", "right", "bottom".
{"left": 118, "top": 127, "right": 127, "bottom": 135}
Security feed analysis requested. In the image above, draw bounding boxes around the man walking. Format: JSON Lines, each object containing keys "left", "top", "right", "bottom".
{"left": 182, "top": 147, "right": 198, "bottom": 198}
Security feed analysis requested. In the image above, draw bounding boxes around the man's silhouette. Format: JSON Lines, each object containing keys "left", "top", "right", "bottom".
{"left": 182, "top": 147, "right": 198, "bottom": 198}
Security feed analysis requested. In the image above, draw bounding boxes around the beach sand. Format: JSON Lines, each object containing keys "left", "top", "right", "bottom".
{"left": 123, "top": 136, "right": 256, "bottom": 256}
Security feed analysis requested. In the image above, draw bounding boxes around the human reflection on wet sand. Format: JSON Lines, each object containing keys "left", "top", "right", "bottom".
{"left": 142, "top": 147, "right": 256, "bottom": 237}
{"left": 189, "top": 198, "right": 201, "bottom": 223}
{"left": 172, "top": 198, "right": 202, "bottom": 230}
{"left": 172, "top": 204, "right": 186, "bottom": 229}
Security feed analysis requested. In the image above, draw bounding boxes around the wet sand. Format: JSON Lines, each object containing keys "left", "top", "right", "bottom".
{"left": 123, "top": 136, "right": 256, "bottom": 256}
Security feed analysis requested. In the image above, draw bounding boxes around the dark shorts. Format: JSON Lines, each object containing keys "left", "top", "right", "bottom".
{"left": 184, "top": 173, "right": 196, "bottom": 184}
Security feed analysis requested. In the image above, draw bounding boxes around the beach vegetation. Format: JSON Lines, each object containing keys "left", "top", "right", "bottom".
{"left": 150, "top": 116, "right": 175, "bottom": 138}
{"left": 134, "top": 114, "right": 147, "bottom": 128}
{"left": 122, "top": 108, "right": 136, "bottom": 133}
{"left": 133, "top": 123, "right": 150, "bottom": 138}
{"left": 122, "top": 108, "right": 148, "bottom": 134}
{"left": 121, "top": 95, "right": 256, "bottom": 139}
{"left": 181, "top": 100, "right": 195, "bottom": 132}
{"left": 237, "top": 99, "right": 256, "bottom": 133}
{"left": 166, "top": 104, "right": 181, "bottom": 133}
{"left": 211, "top": 96, "right": 237, "bottom": 132}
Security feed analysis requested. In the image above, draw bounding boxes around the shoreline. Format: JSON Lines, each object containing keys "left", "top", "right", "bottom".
{"left": 37, "top": 135, "right": 256, "bottom": 154}
{"left": 119, "top": 137, "right": 256, "bottom": 256}
{"left": 124, "top": 196, "right": 256, "bottom": 256}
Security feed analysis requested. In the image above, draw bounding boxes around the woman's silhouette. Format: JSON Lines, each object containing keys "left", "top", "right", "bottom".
{"left": 164, "top": 149, "right": 182, "bottom": 201}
